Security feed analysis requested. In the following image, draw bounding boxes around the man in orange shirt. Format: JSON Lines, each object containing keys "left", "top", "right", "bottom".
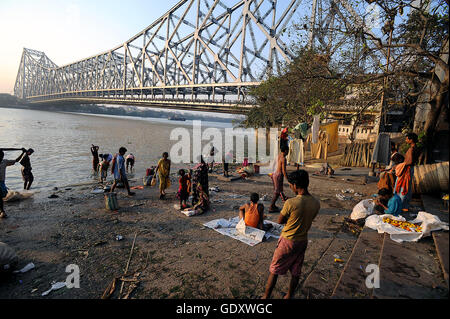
{"left": 239, "top": 193, "right": 265, "bottom": 230}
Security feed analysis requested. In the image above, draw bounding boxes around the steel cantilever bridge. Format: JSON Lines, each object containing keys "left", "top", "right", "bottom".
{"left": 14, "top": 0, "right": 305, "bottom": 114}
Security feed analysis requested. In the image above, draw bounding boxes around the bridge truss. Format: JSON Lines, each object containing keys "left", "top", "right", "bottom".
{"left": 14, "top": 0, "right": 306, "bottom": 113}
{"left": 14, "top": 0, "right": 385, "bottom": 114}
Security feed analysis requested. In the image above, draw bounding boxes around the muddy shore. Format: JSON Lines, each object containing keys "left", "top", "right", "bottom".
{"left": 0, "top": 165, "right": 390, "bottom": 299}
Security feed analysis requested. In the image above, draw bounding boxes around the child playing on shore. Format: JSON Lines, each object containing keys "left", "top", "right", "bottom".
{"left": 177, "top": 169, "right": 190, "bottom": 209}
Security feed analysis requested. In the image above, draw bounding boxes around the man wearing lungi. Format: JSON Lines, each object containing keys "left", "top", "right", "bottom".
{"left": 268, "top": 145, "right": 289, "bottom": 213}
{"left": 262, "top": 170, "right": 320, "bottom": 299}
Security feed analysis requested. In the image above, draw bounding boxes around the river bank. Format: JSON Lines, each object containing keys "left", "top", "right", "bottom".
{"left": 0, "top": 164, "right": 379, "bottom": 299}
{"left": 1, "top": 163, "right": 447, "bottom": 299}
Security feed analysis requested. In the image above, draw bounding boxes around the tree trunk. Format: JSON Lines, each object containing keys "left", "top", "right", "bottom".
{"left": 423, "top": 80, "right": 448, "bottom": 164}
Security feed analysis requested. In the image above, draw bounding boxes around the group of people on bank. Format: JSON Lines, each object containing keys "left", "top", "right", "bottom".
{"left": 0, "top": 148, "right": 34, "bottom": 218}
{"left": 375, "top": 132, "right": 419, "bottom": 217}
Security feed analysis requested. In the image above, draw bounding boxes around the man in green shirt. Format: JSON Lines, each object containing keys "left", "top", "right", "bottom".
{"left": 262, "top": 169, "right": 320, "bottom": 299}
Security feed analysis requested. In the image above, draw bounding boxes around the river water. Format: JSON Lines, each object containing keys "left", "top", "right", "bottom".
{"left": 0, "top": 107, "right": 241, "bottom": 195}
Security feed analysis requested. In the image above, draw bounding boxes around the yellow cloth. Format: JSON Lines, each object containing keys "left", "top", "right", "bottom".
{"left": 319, "top": 121, "right": 339, "bottom": 153}
{"left": 306, "top": 131, "right": 329, "bottom": 160}
{"left": 157, "top": 159, "right": 171, "bottom": 191}
{"left": 280, "top": 194, "right": 320, "bottom": 241}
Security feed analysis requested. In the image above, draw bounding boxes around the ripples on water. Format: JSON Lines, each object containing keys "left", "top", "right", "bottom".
{"left": 0, "top": 107, "right": 239, "bottom": 194}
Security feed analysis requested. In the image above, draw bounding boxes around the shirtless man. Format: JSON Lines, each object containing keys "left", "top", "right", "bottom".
{"left": 19, "top": 148, "right": 34, "bottom": 190}
{"left": 269, "top": 145, "right": 289, "bottom": 213}
{"left": 1, "top": 148, "right": 27, "bottom": 218}
{"left": 126, "top": 153, "right": 135, "bottom": 173}
{"left": 91, "top": 145, "right": 100, "bottom": 173}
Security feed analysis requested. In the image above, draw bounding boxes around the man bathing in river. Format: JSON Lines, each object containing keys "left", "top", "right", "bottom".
{"left": 269, "top": 145, "right": 289, "bottom": 213}
{"left": 19, "top": 148, "right": 34, "bottom": 190}
{"left": 0, "top": 148, "right": 27, "bottom": 218}
{"left": 263, "top": 169, "right": 320, "bottom": 299}
{"left": 110, "top": 147, "right": 135, "bottom": 196}
{"left": 126, "top": 153, "right": 135, "bottom": 173}
{"left": 90, "top": 144, "right": 100, "bottom": 174}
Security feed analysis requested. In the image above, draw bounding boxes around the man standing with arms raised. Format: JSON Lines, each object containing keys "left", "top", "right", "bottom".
{"left": 262, "top": 169, "right": 320, "bottom": 299}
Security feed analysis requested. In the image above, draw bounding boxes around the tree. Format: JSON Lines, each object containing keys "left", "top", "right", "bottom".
{"left": 243, "top": 0, "right": 448, "bottom": 163}
{"left": 242, "top": 49, "right": 346, "bottom": 128}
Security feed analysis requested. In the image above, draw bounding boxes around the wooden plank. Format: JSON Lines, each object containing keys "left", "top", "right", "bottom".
{"left": 331, "top": 227, "right": 384, "bottom": 298}
{"left": 433, "top": 232, "right": 449, "bottom": 287}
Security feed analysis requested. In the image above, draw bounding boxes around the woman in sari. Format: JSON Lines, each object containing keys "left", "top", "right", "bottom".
{"left": 155, "top": 152, "right": 171, "bottom": 199}
{"left": 394, "top": 133, "right": 419, "bottom": 211}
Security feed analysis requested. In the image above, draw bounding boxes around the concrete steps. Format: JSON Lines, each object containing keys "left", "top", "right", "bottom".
{"left": 300, "top": 233, "right": 356, "bottom": 298}
{"left": 331, "top": 227, "right": 384, "bottom": 298}
{"left": 372, "top": 234, "right": 448, "bottom": 299}
{"left": 421, "top": 194, "right": 449, "bottom": 288}
{"left": 432, "top": 232, "right": 449, "bottom": 287}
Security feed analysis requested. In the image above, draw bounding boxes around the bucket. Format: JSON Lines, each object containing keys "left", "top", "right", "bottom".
{"left": 105, "top": 192, "right": 119, "bottom": 210}
{"left": 413, "top": 162, "right": 449, "bottom": 194}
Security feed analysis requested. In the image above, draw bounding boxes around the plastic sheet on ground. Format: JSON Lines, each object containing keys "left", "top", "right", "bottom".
{"left": 365, "top": 212, "right": 449, "bottom": 243}
{"left": 41, "top": 282, "right": 67, "bottom": 296}
{"left": 203, "top": 216, "right": 283, "bottom": 246}
{"left": 350, "top": 199, "right": 375, "bottom": 220}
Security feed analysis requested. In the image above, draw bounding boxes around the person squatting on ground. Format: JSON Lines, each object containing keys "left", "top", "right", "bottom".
{"left": 239, "top": 193, "right": 271, "bottom": 231}
{"left": 192, "top": 184, "right": 209, "bottom": 215}
{"left": 262, "top": 169, "right": 320, "bottom": 299}
{"left": 377, "top": 142, "right": 405, "bottom": 194}
{"left": 269, "top": 145, "right": 289, "bottom": 213}
{"left": 110, "top": 147, "right": 135, "bottom": 196}
{"left": 19, "top": 148, "right": 34, "bottom": 190}
{"left": 0, "top": 148, "right": 27, "bottom": 218}
{"left": 155, "top": 152, "right": 171, "bottom": 200}
{"left": 375, "top": 188, "right": 403, "bottom": 217}
{"left": 177, "top": 169, "right": 190, "bottom": 209}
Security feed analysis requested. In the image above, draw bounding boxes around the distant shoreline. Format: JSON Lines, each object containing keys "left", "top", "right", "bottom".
{"left": 0, "top": 103, "right": 245, "bottom": 124}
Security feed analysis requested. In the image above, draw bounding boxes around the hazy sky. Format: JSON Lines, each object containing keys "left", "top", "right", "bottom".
{"left": 0, "top": 0, "right": 179, "bottom": 94}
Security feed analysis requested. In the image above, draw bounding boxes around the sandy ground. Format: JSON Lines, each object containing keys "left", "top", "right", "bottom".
{"left": 0, "top": 164, "right": 382, "bottom": 299}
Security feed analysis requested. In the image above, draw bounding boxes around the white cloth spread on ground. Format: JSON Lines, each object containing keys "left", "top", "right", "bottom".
{"left": 203, "top": 216, "right": 284, "bottom": 246}
{"left": 365, "top": 212, "right": 449, "bottom": 243}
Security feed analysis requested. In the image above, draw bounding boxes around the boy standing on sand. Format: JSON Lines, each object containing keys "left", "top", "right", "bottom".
{"left": 262, "top": 169, "right": 320, "bottom": 299}
{"left": 110, "top": 147, "right": 135, "bottom": 196}
{"left": 0, "top": 148, "right": 27, "bottom": 218}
